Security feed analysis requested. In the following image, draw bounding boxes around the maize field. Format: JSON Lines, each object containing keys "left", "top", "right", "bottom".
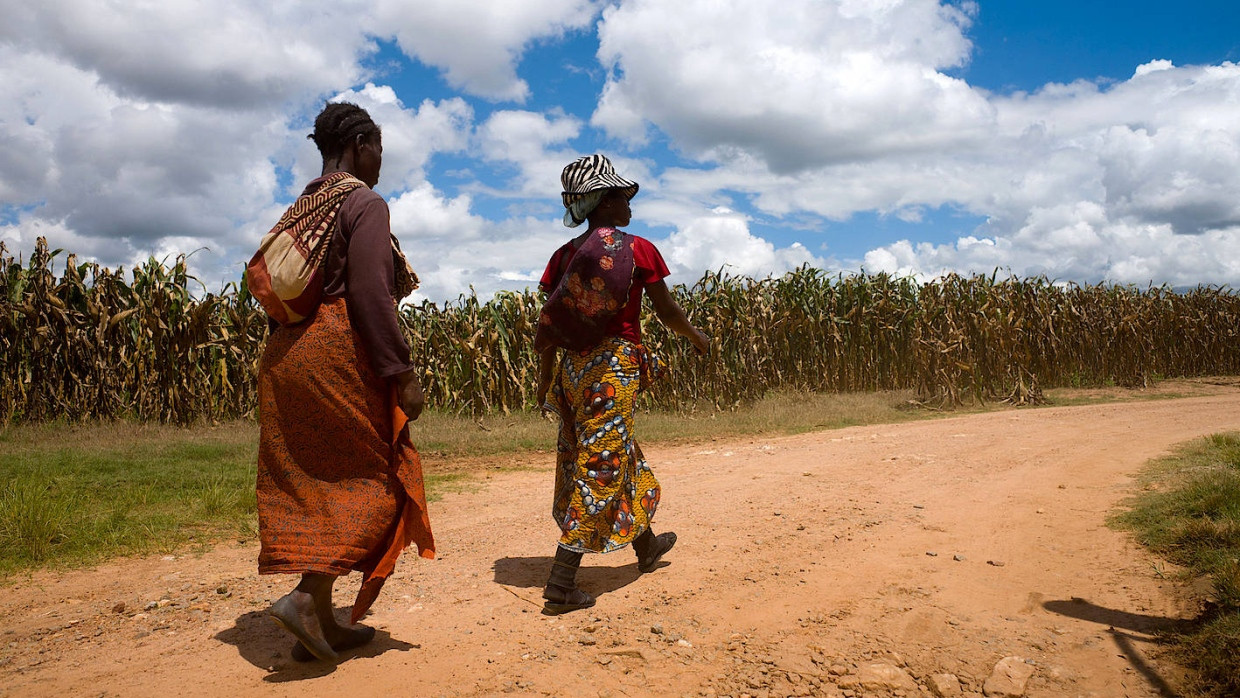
{"left": 3, "top": 237, "right": 1240, "bottom": 425}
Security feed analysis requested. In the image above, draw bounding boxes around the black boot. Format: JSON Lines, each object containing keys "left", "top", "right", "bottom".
{"left": 542, "top": 546, "right": 596, "bottom": 615}
{"left": 633, "top": 528, "right": 677, "bottom": 573}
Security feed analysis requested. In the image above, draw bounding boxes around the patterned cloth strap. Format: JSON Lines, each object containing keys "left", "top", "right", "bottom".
{"left": 246, "top": 172, "right": 364, "bottom": 325}
{"left": 535, "top": 227, "right": 635, "bottom": 352}
{"left": 247, "top": 173, "right": 420, "bottom": 325}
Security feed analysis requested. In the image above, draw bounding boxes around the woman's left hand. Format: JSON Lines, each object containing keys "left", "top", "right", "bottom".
{"left": 536, "top": 378, "right": 552, "bottom": 409}
{"left": 396, "top": 370, "right": 426, "bottom": 421}
{"left": 536, "top": 345, "right": 557, "bottom": 412}
{"left": 689, "top": 327, "right": 710, "bottom": 356}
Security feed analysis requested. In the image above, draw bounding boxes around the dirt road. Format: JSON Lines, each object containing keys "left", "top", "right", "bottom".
{"left": 5, "top": 389, "right": 1240, "bottom": 697}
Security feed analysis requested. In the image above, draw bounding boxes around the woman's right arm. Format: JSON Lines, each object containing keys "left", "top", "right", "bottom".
{"left": 536, "top": 346, "right": 557, "bottom": 407}
{"left": 535, "top": 246, "right": 568, "bottom": 408}
{"left": 646, "top": 280, "right": 710, "bottom": 355}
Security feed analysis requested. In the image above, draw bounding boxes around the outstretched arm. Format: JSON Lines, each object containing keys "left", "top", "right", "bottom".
{"left": 646, "top": 280, "right": 710, "bottom": 355}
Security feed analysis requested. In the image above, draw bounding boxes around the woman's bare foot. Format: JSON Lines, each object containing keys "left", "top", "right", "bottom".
{"left": 268, "top": 591, "right": 337, "bottom": 662}
{"left": 310, "top": 581, "right": 376, "bottom": 648}
{"left": 287, "top": 575, "right": 376, "bottom": 662}
{"left": 290, "top": 623, "right": 376, "bottom": 662}
{"left": 326, "top": 621, "right": 376, "bottom": 647}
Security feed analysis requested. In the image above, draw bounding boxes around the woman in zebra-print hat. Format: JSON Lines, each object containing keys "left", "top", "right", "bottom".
{"left": 534, "top": 154, "right": 710, "bottom": 614}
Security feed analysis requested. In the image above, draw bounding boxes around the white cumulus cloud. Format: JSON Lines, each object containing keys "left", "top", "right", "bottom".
{"left": 593, "top": 0, "right": 990, "bottom": 169}
{"left": 5, "top": 0, "right": 1240, "bottom": 301}
{"left": 0, "top": 0, "right": 376, "bottom": 107}
{"left": 375, "top": 0, "right": 600, "bottom": 102}
{"left": 658, "top": 209, "right": 825, "bottom": 281}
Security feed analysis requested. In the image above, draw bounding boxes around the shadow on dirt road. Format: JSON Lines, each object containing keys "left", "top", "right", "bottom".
{"left": 213, "top": 610, "right": 416, "bottom": 682}
{"left": 492, "top": 555, "right": 659, "bottom": 598}
{"left": 1044, "top": 597, "right": 1187, "bottom": 697}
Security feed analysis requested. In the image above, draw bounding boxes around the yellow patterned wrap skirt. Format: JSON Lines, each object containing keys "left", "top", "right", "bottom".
{"left": 550, "top": 337, "right": 660, "bottom": 553}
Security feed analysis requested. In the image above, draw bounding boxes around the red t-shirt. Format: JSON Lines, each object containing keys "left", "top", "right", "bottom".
{"left": 539, "top": 233, "right": 670, "bottom": 343}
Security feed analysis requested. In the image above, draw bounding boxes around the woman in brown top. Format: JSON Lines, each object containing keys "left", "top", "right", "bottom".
{"left": 253, "top": 102, "right": 434, "bottom": 662}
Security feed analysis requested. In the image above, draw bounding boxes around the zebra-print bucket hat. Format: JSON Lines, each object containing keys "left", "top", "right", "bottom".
{"left": 560, "top": 154, "right": 639, "bottom": 219}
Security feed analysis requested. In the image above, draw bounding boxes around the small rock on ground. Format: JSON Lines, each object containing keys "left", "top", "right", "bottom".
{"left": 927, "top": 673, "right": 963, "bottom": 697}
{"left": 983, "top": 656, "right": 1035, "bottom": 697}
{"left": 840, "top": 663, "right": 917, "bottom": 692}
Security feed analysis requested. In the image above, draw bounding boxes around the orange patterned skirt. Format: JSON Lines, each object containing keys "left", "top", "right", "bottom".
{"left": 257, "top": 297, "right": 433, "bottom": 623}
{"left": 550, "top": 337, "right": 660, "bottom": 553}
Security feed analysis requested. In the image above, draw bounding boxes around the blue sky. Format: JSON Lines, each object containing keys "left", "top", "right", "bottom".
{"left": 965, "top": 3, "right": 1240, "bottom": 91}
{"left": 3, "top": 1, "right": 1240, "bottom": 301}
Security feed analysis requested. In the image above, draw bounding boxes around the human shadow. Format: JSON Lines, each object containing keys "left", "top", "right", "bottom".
{"left": 492, "top": 555, "right": 653, "bottom": 597}
{"left": 1043, "top": 597, "right": 1188, "bottom": 697}
{"left": 213, "top": 609, "right": 415, "bottom": 683}
{"left": 1110, "top": 628, "right": 1181, "bottom": 697}
{"left": 1042, "top": 597, "right": 1191, "bottom": 635}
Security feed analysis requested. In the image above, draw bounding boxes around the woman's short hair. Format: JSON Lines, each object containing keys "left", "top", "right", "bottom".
{"left": 307, "top": 102, "right": 381, "bottom": 161}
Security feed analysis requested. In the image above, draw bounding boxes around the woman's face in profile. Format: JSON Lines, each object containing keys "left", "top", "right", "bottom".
{"left": 597, "top": 189, "right": 631, "bottom": 227}
{"left": 357, "top": 136, "right": 383, "bottom": 188}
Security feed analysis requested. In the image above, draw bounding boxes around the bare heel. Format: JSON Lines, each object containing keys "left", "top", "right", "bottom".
{"left": 269, "top": 594, "right": 338, "bottom": 662}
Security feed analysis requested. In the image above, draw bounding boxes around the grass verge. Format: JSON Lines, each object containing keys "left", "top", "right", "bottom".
{"left": 1112, "top": 432, "right": 1240, "bottom": 697}
{"left": 0, "top": 422, "right": 466, "bottom": 579}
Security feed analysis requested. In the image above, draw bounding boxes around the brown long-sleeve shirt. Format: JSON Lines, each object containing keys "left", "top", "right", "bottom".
{"left": 303, "top": 175, "right": 415, "bottom": 379}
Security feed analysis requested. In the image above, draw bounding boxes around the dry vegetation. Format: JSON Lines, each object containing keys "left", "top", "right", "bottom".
{"left": 4, "top": 236, "right": 1240, "bottom": 425}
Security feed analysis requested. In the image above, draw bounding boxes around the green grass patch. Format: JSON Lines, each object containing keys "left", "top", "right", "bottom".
{"left": 0, "top": 424, "right": 258, "bottom": 577}
{"left": 1112, "top": 432, "right": 1240, "bottom": 697}
{"left": 0, "top": 421, "right": 463, "bottom": 579}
